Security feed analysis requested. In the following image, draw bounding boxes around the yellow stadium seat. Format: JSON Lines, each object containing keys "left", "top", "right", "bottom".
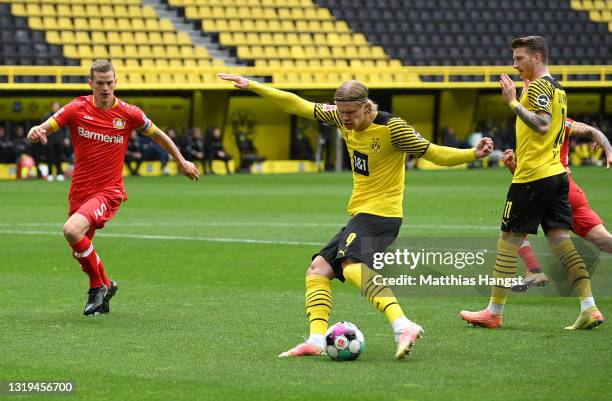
{"left": 147, "top": 32, "right": 161, "bottom": 44}
{"left": 124, "top": 45, "right": 137, "bottom": 57}
{"left": 89, "top": 18, "right": 104, "bottom": 31}
{"left": 75, "top": 31, "right": 90, "bottom": 44}
{"left": 230, "top": 19, "right": 244, "bottom": 32}
{"left": 134, "top": 31, "right": 148, "bottom": 44}
{"left": 46, "top": 31, "right": 61, "bottom": 45}
{"left": 182, "top": 59, "right": 196, "bottom": 67}
{"left": 335, "top": 20, "right": 349, "bottom": 32}
{"left": 63, "top": 45, "right": 78, "bottom": 59}
{"left": 166, "top": 45, "right": 181, "bottom": 58}
{"left": 85, "top": 5, "right": 99, "bottom": 16}
{"left": 317, "top": 46, "right": 331, "bottom": 58}
{"left": 114, "top": 5, "right": 128, "bottom": 16}
{"left": 125, "top": 59, "right": 140, "bottom": 67}
{"left": 92, "top": 31, "right": 106, "bottom": 43}
{"left": 127, "top": 5, "right": 143, "bottom": 17}
{"left": 156, "top": 59, "right": 169, "bottom": 68}
{"left": 151, "top": 45, "right": 165, "bottom": 57}
{"left": 168, "top": 59, "right": 183, "bottom": 67}
{"left": 303, "top": 8, "right": 318, "bottom": 20}
{"left": 60, "top": 30, "right": 76, "bottom": 44}
{"left": 77, "top": 45, "right": 93, "bottom": 59}
{"left": 319, "top": 21, "right": 333, "bottom": 31}
{"left": 260, "top": 32, "right": 273, "bottom": 45}
{"left": 185, "top": 6, "right": 199, "bottom": 19}
{"left": 290, "top": 45, "right": 305, "bottom": 58}
{"left": 25, "top": 3, "right": 42, "bottom": 16}
{"left": 180, "top": 46, "right": 195, "bottom": 58}
{"left": 29, "top": 17, "right": 43, "bottom": 30}
{"left": 57, "top": 17, "right": 72, "bottom": 30}
{"left": 41, "top": 4, "right": 55, "bottom": 16}
{"left": 177, "top": 32, "right": 192, "bottom": 45}
{"left": 117, "top": 18, "right": 131, "bottom": 31}
{"left": 128, "top": 73, "right": 144, "bottom": 84}
{"left": 278, "top": 45, "right": 291, "bottom": 58}
{"left": 194, "top": 47, "right": 209, "bottom": 58}
{"left": 295, "top": 21, "right": 309, "bottom": 32}
{"left": 72, "top": 5, "right": 86, "bottom": 17}
{"left": 160, "top": 19, "right": 174, "bottom": 31}
{"left": 142, "top": 6, "right": 157, "bottom": 18}
{"left": 105, "top": 32, "right": 119, "bottom": 44}
{"left": 110, "top": 57, "right": 125, "bottom": 68}
{"left": 42, "top": 16, "right": 57, "bottom": 30}
{"left": 316, "top": 7, "right": 331, "bottom": 19}
{"left": 11, "top": 3, "right": 26, "bottom": 17}
{"left": 162, "top": 32, "right": 178, "bottom": 45}
{"left": 92, "top": 45, "right": 108, "bottom": 58}
{"left": 100, "top": 5, "right": 113, "bottom": 16}
{"left": 244, "top": 32, "right": 258, "bottom": 44}
{"left": 280, "top": 20, "right": 294, "bottom": 31}
{"left": 138, "top": 45, "right": 152, "bottom": 59}
{"left": 120, "top": 32, "right": 135, "bottom": 44}
{"left": 102, "top": 18, "right": 117, "bottom": 32}
{"left": 109, "top": 45, "right": 123, "bottom": 58}
{"left": 141, "top": 59, "right": 155, "bottom": 68}
{"left": 255, "top": 19, "right": 269, "bottom": 31}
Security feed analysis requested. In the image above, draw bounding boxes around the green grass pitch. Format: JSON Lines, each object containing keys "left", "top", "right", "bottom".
{"left": 1, "top": 167, "right": 610, "bottom": 401}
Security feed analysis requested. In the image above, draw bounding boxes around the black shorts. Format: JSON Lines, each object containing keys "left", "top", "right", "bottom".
{"left": 313, "top": 213, "right": 402, "bottom": 281}
{"left": 501, "top": 172, "right": 573, "bottom": 235}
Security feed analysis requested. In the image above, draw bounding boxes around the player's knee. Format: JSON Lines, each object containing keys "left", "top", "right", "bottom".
{"left": 307, "top": 256, "right": 333, "bottom": 277}
{"left": 62, "top": 221, "right": 82, "bottom": 243}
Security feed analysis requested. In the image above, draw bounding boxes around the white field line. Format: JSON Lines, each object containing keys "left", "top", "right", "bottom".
{"left": 0, "top": 221, "right": 500, "bottom": 230}
{"left": 0, "top": 229, "right": 325, "bottom": 247}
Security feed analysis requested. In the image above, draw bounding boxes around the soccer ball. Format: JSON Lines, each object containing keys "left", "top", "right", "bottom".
{"left": 325, "top": 322, "right": 365, "bottom": 361}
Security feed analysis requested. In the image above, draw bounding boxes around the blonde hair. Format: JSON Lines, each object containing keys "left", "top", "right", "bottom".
{"left": 90, "top": 59, "right": 115, "bottom": 80}
{"left": 334, "top": 80, "right": 378, "bottom": 114}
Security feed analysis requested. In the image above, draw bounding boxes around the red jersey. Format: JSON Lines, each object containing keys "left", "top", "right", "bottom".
{"left": 49, "top": 95, "right": 156, "bottom": 205}
{"left": 560, "top": 117, "right": 575, "bottom": 172}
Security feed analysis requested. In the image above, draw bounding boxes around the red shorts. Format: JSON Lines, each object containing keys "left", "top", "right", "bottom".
{"left": 569, "top": 177, "right": 604, "bottom": 237}
{"left": 69, "top": 192, "right": 124, "bottom": 239}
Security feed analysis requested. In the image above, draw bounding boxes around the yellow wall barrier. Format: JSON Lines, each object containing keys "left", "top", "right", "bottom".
{"left": 0, "top": 65, "right": 610, "bottom": 90}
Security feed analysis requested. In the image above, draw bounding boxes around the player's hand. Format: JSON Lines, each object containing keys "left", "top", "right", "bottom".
{"left": 179, "top": 160, "right": 200, "bottom": 181}
{"left": 500, "top": 74, "right": 517, "bottom": 105}
{"left": 217, "top": 73, "right": 250, "bottom": 89}
{"left": 502, "top": 148, "right": 517, "bottom": 173}
{"left": 27, "top": 125, "right": 48, "bottom": 145}
{"left": 604, "top": 148, "right": 612, "bottom": 170}
{"left": 474, "top": 137, "right": 493, "bottom": 159}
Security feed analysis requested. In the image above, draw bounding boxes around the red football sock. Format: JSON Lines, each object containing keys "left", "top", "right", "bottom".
{"left": 70, "top": 236, "right": 103, "bottom": 288}
{"left": 519, "top": 240, "right": 542, "bottom": 273}
{"left": 98, "top": 257, "right": 111, "bottom": 288}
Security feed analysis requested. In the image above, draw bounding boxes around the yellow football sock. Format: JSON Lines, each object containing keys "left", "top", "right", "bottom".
{"left": 343, "top": 263, "right": 405, "bottom": 325}
{"left": 551, "top": 239, "right": 593, "bottom": 300}
{"left": 490, "top": 238, "right": 520, "bottom": 306}
{"left": 305, "top": 274, "right": 332, "bottom": 335}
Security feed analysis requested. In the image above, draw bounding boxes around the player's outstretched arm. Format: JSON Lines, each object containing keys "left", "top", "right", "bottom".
{"left": 26, "top": 120, "right": 55, "bottom": 145}
{"left": 500, "top": 74, "right": 550, "bottom": 135}
{"left": 150, "top": 128, "right": 200, "bottom": 181}
{"left": 422, "top": 137, "right": 493, "bottom": 166}
{"left": 218, "top": 73, "right": 315, "bottom": 119}
{"left": 572, "top": 122, "right": 612, "bottom": 169}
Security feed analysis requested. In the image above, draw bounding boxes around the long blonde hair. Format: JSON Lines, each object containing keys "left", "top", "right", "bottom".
{"left": 334, "top": 80, "right": 378, "bottom": 115}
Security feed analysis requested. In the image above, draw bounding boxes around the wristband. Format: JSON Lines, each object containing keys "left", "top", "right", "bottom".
{"left": 509, "top": 99, "right": 520, "bottom": 110}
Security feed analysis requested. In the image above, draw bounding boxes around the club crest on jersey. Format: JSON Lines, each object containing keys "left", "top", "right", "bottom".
{"left": 370, "top": 137, "right": 381, "bottom": 152}
{"left": 536, "top": 94, "right": 550, "bottom": 107}
{"left": 113, "top": 118, "right": 126, "bottom": 129}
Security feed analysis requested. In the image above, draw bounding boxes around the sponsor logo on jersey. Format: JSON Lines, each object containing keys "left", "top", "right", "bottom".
{"left": 536, "top": 94, "right": 550, "bottom": 107}
{"left": 78, "top": 126, "right": 124, "bottom": 144}
{"left": 322, "top": 104, "right": 337, "bottom": 112}
{"left": 113, "top": 118, "right": 126, "bottom": 129}
{"left": 83, "top": 114, "right": 94, "bottom": 121}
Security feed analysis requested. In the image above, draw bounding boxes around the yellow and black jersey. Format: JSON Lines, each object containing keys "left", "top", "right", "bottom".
{"left": 314, "top": 103, "right": 430, "bottom": 217}
{"left": 513, "top": 76, "right": 567, "bottom": 183}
